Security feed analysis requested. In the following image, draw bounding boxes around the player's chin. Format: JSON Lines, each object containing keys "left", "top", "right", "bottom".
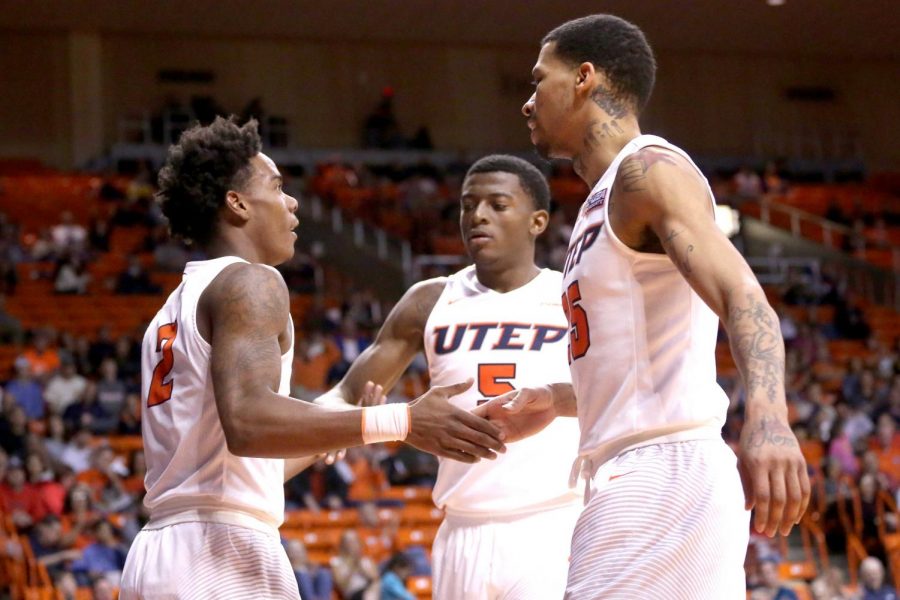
{"left": 532, "top": 139, "right": 553, "bottom": 160}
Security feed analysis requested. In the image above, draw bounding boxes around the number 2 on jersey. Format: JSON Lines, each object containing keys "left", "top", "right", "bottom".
{"left": 561, "top": 280, "right": 591, "bottom": 361}
{"left": 148, "top": 322, "right": 178, "bottom": 407}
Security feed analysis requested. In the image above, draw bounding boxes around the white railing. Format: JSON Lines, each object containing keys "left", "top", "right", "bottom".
{"left": 755, "top": 195, "right": 900, "bottom": 271}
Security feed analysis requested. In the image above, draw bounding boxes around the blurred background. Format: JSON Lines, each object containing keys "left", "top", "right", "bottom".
{"left": 0, "top": 1, "right": 899, "bottom": 599}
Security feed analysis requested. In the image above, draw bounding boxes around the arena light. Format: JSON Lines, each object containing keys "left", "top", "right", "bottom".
{"left": 767, "top": 0, "right": 786, "bottom": 5}
{"left": 715, "top": 205, "right": 741, "bottom": 238}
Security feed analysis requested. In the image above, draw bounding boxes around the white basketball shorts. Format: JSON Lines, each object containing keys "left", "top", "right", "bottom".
{"left": 120, "top": 520, "right": 299, "bottom": 599}
{"left": 432, "top": 500, "right": 582, "bottom": 600}
{"left": 566, "top": 438, "right": 750, "bottom": 600}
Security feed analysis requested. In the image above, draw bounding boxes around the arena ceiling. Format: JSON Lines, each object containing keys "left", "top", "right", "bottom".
{"left": 1, "top": 0, "right": 896, "bottom": 60}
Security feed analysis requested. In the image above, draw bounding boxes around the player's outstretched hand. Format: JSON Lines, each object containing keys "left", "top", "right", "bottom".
{"left": 738, "top": 414, "right": 811, "bottom": 537}
{"left": 324, "top": 381, "right": 387, "bottom": 465}
{"left": 407, "top": 379, "right": 506, "bottom": 464}
{"left": 472, "top": 386, "right": 557, "bottom": 443}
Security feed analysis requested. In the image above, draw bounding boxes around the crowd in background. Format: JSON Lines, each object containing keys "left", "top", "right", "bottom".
{"left": 2, "top": 155, "right": 900, "bottom": 599}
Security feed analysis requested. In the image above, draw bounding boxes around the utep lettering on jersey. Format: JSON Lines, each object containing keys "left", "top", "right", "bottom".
{"left": 563, "top": 223, "right": 603, "bottom": 277}
{"left": 433, "top": 322, "right": 568, "bottom": 354}
{"left": 563, "top": 187, "right": 607, "bottom": 278}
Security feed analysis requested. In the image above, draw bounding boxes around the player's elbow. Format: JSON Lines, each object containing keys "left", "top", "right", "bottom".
{"left": 218, "top": 398, "right": 265, "bottom": 457}
{"left": 221, "top": 417, "right": 256, "bottom": 457}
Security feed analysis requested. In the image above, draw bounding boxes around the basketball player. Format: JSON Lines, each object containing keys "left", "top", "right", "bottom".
{"left": 317, "top": 155, "right": 581, "bottom": 599}
{"left": 477, "top": 15, "right": 810, "bottom": 599}
{"left": 119, "top": 117, "right": 506, "bottom": 599}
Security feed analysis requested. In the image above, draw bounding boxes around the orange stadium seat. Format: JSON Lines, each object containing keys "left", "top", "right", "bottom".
{"left": 396, "top": 526, "right": 439, "bottom": 550}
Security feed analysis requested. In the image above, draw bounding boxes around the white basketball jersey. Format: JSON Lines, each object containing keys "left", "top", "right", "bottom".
{"left": 140, "top": 256, "right": 292, "bottom": 530}
{"left": 562, "top": 135, "right": 729, "bottom": 467}
{"left": 424, "top": 266, "right": 580, "bottom": 516}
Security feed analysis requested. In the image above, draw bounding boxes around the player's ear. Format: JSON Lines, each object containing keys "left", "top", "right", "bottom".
{"left": 575, "top": 62, "right": 597, "bottom": 98}
{"left": 222, "top": 190, "right": 250, "bottom": 225}
{"left": 530, "top": 209, "right": 549, "bottom": 236}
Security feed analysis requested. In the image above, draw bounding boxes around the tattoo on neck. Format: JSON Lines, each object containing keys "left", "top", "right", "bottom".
{"left": 617, "top": 149, "right": 679, "bottom": 193}
{"left": 591, "top": 85, "right": 628, "bottom": 119}
{"left": 728, "top": 292, "right": 785, "bottom": 404}
{"left": 747, "top": 416, "right": 797, "bottom": 449}
{"left": 583, "top": 119, "right": 625, "bottom": 151}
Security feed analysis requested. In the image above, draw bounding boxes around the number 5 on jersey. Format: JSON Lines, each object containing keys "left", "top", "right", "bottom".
{"left": 561, "top": 281, "right": 590, "bottom": 362}
{"left": 148, "top": 323, "right": 178, "bottom": 407}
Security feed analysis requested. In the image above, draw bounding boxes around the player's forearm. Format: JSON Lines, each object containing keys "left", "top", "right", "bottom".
{"left": 548, "top": 383, "right": 578, "bottom": 417}
{"left": 724, "top": 288, "right": 788, "bottom": 418}
{"left": 221, "top": 390, "right": 366, "bottom": 458}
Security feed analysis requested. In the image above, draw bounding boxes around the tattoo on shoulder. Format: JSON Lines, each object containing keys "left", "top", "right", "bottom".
{"left": 747, "top": 416, "right": 797, "bottom": 449}
{"left": 591, "top": 85, "right": 628, "bottom": 119}
{"left": 617, "top": 149, "right": 680, "bottom": 193}
{"left": 728, "top": 292, "right": 784, "bottom": 404}
{"left": 217, "top": 266, "right": 287, "bottom": 331}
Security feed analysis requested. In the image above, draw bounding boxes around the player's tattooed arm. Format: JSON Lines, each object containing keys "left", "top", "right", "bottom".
{"left": 726, "top": 290, "right": 787, "bottom": 409}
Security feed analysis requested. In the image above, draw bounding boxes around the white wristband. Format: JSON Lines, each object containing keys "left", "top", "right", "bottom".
{"left": 361, "top": 404, "right": 411, "bottom": 444}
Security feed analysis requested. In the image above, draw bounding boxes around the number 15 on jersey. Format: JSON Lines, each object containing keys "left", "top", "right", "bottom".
{"left": 561, "top": 281, "right": 590, "bottom": 362}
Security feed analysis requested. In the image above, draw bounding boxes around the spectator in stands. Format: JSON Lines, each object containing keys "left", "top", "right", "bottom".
{"left": 834, "top": 294, "right": 872, "bottom": 340}
{"left": 113, "top": 336, "right": 141, "bottom": 384}
{"left": 77, "top": 445, "right": 131, "bottom": 513}
{"left": 151, "top": 225, "right": 189, "bottom": 272}
{"left": 29, "top": 515, "right": 82, "bottom": 579}
{"left": 61, "top": 484, "right": 100, "bottom": 548}
{"left": 96, "top": 358, "right": 128, "bottom": 418}
{"left": 381, "top": 443, "right": 438, "bottom": 488}
{"left": 859, "top": 473, "right": 890, "bottom": 559}
{"left": 346, "top": 447, "right": 389, "bottom": 503}
{"left": 331, "top": 316, "right": 371, "bottom": 377}
{"left": 0, "top": 402, "right": 28, "bottom": 458}
{"left": 87, "top": 209, "right": 112, "bottom": 253}
{"left": 828, "top": 419, "right": 861, "bottom": 477}
{"left": 860, "top": 556, "right": 898, "bottom": 600}
{"left": 44, "top": 356, "right": 87, "bottom": 416}
{"left": 51, "top": 211, "right": 87, "bottom": 254}
{"left": 63, "top": 381, "right": 116, "bottom": 434}
{"left": 71, "top": 520, "right": 127, "bottom": 586}
{"left": 43, "top": 414, "right": 69, "bottom": 467}
{"left": 292, "top": 330, "right": 343, "bottom": 397}
{"left": 285, "top": 538, "right": 333, "bottom": 600}
{"left": 871, "top": 414, "right": 900, "bottom": 489}
{"left": 115, "top": 255, "right": 160, "bottom": 295}
{"left": 5, "top": 356, "right": 44, "bottom": 419}
{"left": 286, "top": 459, "right": 351, "bottom": 512}
{"left": 332, "top": 529, "right": 380, "bottom": 600}
{"left": 58, "top": 427, "right": 95, "bottom": 473}
{"left": 356, "top": 500, "right": 398, "bottom": 560}
{"left": 53, "top": 254, "right": 90, "bottom": 295}
{"left": 24, "top": 452, "right": 63, "bottom": 514}
{"left": 756, "top": 556, "right": 799, "bottom": 599}
{"left": 734, "top": 165, "right": 763, "bottom": 200}
{"left": 88, "top": 326, "right": 116, "bottom": 375}
{"left": 362, "top": 91, "right": 403, "bottom": 149}
{"left": 30, "top": 228, "right": 57, "bottom": 261}
{"left": 122, "top": 450, "right": 146, "bottom": 495}
{"left": 762, "top": 160, "right": 788, "bottom": 194}
{"left": 379, "top": 552, "right": 415, "bottom": 600}
{"left": 91, "top": 576, "right": 117, "bottom": 600}
{"left": 0, "top": 294, "right": 23, "bottom": 344}
{"left": 21, "top": 329, "right": 61, "bottom": 379}
{"left": 0, "top": 456, "right": 47, "bottom": 529}
{"left": 52, "top": 572, "right": 79, "bottom": 600}
{"left": 117, "top": 392, "right": 142, "bottom": 435}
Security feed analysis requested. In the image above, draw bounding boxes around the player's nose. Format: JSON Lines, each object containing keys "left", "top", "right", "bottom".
{"left": 522, "top": 93, "right": 535, "bottom": 117}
